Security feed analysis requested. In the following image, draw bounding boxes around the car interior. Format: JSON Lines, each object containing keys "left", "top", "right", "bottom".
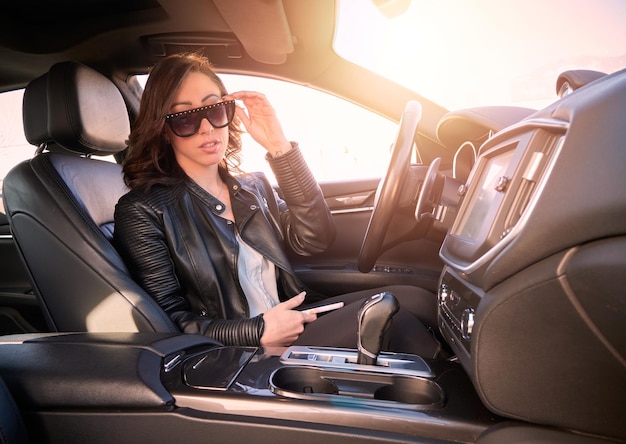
{"left": 0, "top": 1, "right": 625, "bottom": 443}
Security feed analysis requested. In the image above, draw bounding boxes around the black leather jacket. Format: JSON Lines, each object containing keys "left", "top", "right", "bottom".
{"left": 114, "top": 146, "right": 336, "bottom": 346}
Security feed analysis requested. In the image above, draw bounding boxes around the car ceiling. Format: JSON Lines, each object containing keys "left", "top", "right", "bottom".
{"left": 0, "top": 0, "right": 335, "bottom": 91}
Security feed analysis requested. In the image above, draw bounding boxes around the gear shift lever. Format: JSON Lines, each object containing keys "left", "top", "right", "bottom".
{"left": 357, "top": 292, "right": 399, "bottom": 365}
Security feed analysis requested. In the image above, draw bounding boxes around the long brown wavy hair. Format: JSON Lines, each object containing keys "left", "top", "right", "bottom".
{"left": 122, "top": 53, "right": 243, "bottom": 191}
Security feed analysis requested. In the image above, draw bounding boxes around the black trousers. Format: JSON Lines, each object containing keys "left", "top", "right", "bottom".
{"left": 294, "top": 285, "right": 440, "bottom": 359}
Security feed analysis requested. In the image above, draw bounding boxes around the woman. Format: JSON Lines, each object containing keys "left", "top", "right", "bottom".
{"left": 114, "top": 53, "right": 441, "bottom": 357}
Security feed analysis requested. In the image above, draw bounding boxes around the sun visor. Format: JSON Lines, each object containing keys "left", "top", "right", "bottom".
{"left": 213, "top": 0, "right": 294, "bottom": 64}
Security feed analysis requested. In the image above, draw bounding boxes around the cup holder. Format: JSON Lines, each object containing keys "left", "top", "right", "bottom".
{"left": 271, "top": 366, "right": 338, "bottom": 395}
{"left": 270, "top": 366, "right": 444, "bottom": 410}
{"left": 374, "top": 376, "right": 441, "bottom": 404}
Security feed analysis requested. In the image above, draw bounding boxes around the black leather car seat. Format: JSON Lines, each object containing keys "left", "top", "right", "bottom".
{"left": 2, "top": 61, "right": 177, "bottom": 333}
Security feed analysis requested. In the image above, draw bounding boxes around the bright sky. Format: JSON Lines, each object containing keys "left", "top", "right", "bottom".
{"left": 0, "top": 89, "right": 30, "bottom": 181}
{"left": 334, "top": 0, "right": 626, "bottom": 110}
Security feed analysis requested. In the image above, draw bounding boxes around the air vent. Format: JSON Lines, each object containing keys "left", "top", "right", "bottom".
{"left": 502, "top": 134, "right": 564, "bottom": 234}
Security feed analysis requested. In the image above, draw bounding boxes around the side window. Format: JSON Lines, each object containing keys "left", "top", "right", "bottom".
{"left": 220, "top": 75, "right": 397, "bottom": 183}
{"left": 0, "top": 89, "right": 32, "bottom": 211}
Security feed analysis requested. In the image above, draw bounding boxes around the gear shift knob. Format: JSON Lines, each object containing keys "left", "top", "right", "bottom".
{"left": 357, "top": 292, "right": 399, "bottom": 365}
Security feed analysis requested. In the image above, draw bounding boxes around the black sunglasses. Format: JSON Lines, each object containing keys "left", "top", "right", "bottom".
{"left": 165, "top": 100, "right": 236, "bottom": 137}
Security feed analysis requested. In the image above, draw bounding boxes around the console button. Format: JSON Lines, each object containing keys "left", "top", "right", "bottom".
{"left": 461, "top": 309, "right": 475, "bottom": 340}
{"left": 438, "top": 284, "right": 449, "bottom": 306}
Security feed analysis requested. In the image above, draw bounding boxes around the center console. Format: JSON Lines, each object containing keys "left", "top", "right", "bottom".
{"left": 0, "top": 332, "right": 500, "bottom": 443}
{"left": 175, "top": 345, "right": 442, "bottom": 409}
{"left": 162, "top": 340, "right": 498, "bottom": 442}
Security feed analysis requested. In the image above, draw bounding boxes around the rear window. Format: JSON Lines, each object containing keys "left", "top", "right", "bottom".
{"left": 0, "top": 89, "right": 32, "bottom": 206}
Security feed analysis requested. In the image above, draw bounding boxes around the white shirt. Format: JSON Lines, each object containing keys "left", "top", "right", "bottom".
{"left": 236, "top": 231, "right": 280, "bottom": 317}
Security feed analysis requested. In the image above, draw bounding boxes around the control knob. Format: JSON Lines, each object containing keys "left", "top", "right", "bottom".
{"left": 461, "top": 308, "right": 475, "bottom": 340}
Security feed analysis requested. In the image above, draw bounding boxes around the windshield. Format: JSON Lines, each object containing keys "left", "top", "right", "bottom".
{"left": 334, "top": 0, "right": 626, "bottom": 110}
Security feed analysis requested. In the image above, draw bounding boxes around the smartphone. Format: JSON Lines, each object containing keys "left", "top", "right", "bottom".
{"left": 301, "top": 301, "right": 344, "bottom": 315}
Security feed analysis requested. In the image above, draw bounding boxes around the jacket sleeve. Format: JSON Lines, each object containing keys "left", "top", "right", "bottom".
{"left": 113, "top": 192, "right": 265, "bottom": 346}
{"left": 171, "top": 310, "right": 264, "bottom": 346}
{"left": 266, "top": 143, "right": 336, "bottom": 256}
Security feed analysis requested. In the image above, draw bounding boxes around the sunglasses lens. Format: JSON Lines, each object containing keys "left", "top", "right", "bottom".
{"left": 207, "top": 101, "right": 235, "bottom": 129}
{"left": 167, "top": 101, "right": 236, "bottom": 137}
{"left": 169, "top": 114, "right": 201, "bottom": 137}
{"left": 206, "top": 104, "right": 226, "bottom": 128}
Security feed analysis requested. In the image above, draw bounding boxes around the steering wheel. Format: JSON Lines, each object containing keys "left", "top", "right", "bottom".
{"left": 357, "top": 100, "right": 422, "bottom": 273}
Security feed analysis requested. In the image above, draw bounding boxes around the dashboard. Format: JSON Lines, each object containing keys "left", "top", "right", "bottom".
{"left": 433, "top": 69, "right": 626, "bottom": 439}
{"left": 438, "top": 119, "right": 566, "bottom": 359}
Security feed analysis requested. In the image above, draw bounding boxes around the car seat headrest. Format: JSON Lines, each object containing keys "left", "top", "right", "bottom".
{"left": 23, "top": 61, "right": 130, "bottom": 156}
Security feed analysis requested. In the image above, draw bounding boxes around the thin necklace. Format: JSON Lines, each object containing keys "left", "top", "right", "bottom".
{"left": 215, "top": 178, "right": 225, "bottom": 202}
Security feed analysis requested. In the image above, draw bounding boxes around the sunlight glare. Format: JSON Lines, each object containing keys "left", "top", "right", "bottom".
{"left": 335, "top": 0, "right": 626, "bottom": 110}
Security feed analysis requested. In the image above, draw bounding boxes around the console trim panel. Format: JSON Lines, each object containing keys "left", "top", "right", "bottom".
{"left": 280, "top": 346, "right": 434, "bottom": 378}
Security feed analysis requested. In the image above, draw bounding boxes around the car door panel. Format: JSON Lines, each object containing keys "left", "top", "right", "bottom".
{"left": 288, "top": 178, "right": 443, "bottom": 298}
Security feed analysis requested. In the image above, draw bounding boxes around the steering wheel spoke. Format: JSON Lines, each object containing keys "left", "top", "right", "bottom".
{"left": 357, "top": 100, "right": 422, "bottom": 273}
{"left": 415, "top": 157, "right": 442, "bottom": 222}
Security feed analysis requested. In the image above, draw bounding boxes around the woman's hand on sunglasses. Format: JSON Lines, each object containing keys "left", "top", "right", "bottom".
{"left": 227, "top": 91, "right": 292, "bottom": 157}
